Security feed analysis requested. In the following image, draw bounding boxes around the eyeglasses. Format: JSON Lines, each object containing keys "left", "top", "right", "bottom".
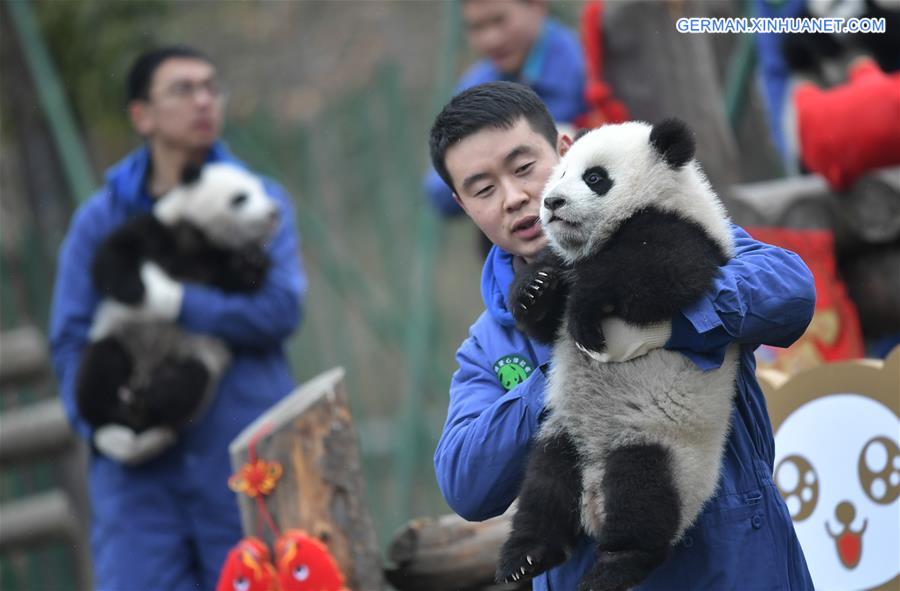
{"left": 152, "top": 79, "right": 229, "bottom": 103}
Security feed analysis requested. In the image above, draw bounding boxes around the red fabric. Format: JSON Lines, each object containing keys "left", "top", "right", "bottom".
{"left": 794, "top": 60, "right": 900, "bottom": 191}
{"left": 575, "top": 0, "right": 630, "bottom": 129}
{"left": 216, "top": 537, "right": 279, "bottom": 591}
{"left": 275, "top": 530, "right": 348, "bottom": 591}
{"left": 746, "top": 227, "right": 864, "bottom": 373}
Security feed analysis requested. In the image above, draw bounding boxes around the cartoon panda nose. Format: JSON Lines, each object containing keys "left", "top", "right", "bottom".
{"left": 835, "top": 500, "right": 855, "bottom": 526}
{"left": 544, "top": 196, "right": 566, "bottom": 211}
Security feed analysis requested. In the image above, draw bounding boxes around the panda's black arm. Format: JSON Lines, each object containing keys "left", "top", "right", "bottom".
{"left": 574, "top": 209, "right": 728, "bottom": 327}
{"left": 207, "top": 245, "right": 272, "bottom": 293}
{"left": 92, "top": 215, "right": 174, "bottom": 304}
{"left": 510, "top": 247, "right": 571, "bottom": 344}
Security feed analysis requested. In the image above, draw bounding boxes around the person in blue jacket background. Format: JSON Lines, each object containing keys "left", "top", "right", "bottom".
{"left": 49, "top": 46, "right": 306, "bottom": 590}
{"left": 429, "top": 81, "right": 816, "bottom": 590}
{"left": 424, "top": 0, "right": 588, "bottom": 222}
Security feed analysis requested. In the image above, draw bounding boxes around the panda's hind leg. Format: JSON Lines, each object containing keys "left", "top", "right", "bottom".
{"left": 496, "top": 429, "right": 583, "bottom": 584}
{"left": 139, "top": 357, "right": 211, "bottom": 427}
{"left": 76, "top": 337, "right": 134, "bottom": 428}
{"left": 579, "top": 443, "right": 680, "bottom": 591}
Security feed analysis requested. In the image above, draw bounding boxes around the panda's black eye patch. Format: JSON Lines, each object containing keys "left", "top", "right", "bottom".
{"left": 582, "top": 166, "right": 613, "bottom": 196}
{"left": 230, "top": 193, "right": 248, "bottom": 208}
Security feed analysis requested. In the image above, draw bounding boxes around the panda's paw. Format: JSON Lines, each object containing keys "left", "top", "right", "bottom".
{"left": 570, "top": 320, "right": 607, "bottom": 355}
{"left": 229, "top": 246, "right": 270, "bottom": 291}
{"left": 496, "top": 537, "right": 567, "bottom": 584}
{"left": 109, "top": 272, "right": 145, "bottom": 305}
{"left": 511, "top": 268, "right": 560, "bottom": 325}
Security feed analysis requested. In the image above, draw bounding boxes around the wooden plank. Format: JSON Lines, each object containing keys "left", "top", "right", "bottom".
{"left": 0, "top": 398, "right": 74, "bottom": 465}
{"left": 229, "top": 367, "right": 384, "bottom": 591}
{"left": 0, "top": 327, "right": 49, "bottom": 387}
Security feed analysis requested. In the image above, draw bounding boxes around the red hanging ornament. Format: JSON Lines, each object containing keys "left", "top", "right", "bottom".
{"left": 216, "top": 537, "right": 279, "bottom": 591}
{"left": 275, "top": 530, "right": 348, "bottom": 591}
{"left": 229, "top": 458, "right": 284, "bottom": 498}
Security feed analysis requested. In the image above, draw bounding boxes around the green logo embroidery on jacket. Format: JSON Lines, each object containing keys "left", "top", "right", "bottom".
{"left": 493, "top": 354, "right": 535, "bottom": 391}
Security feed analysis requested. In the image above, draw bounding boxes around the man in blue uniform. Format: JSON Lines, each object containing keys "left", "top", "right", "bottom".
{"left": 49, "top": 46, "right": 306, "bottom": 590}
{"left": 424, "top": 0, "right": 588, "bottom": 218}
{"left": 429, "top": 81, "right": 815, "bottom": 590}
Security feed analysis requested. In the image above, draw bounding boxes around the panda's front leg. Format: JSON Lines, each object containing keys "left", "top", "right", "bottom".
{"left": 510, "top": 247, "right": 570, "bottom": 344}
{"left": 496, "top": 429, "right": 583, "bottom": 584}
{"left": 566, "top": 287, "right": 609, "bottom": 354}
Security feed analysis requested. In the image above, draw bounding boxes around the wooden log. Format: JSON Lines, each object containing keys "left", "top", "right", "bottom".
{"left": 385, "top": 512, "right": 527, "bottom": 591}
{"left": 0, "top": 326, "right": 49, "bottom": 387}
{"left": 229, "top": 367, "right": 383, "bottom": 591}
{"left": 0, "top": 398, "right": 75, "bottom": 465}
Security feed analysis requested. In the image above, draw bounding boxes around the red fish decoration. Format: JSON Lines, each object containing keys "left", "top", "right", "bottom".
{"left": 216, "top": 537, "right": 279, "bottom": 591}
{"left": 275, "top": 530, "right": 348, "bottom": 591}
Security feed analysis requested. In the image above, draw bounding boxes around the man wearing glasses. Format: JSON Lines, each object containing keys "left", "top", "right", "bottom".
{"left": 49, "top": 46, "right": 306, "bottom": 589}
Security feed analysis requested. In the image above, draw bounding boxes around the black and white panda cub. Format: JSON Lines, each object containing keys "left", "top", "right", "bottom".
{"left": 76, "top": 163, "right": 280, "bottom": 464}
{"left": 497, "top": 120, "right": 739, "bottom": 591}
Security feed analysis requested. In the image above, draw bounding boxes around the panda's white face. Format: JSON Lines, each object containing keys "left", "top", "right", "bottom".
{"left": 154, "top": 163, "right": 280, "bottom": 250}
{"left": 539, "top": 121, "right": 731, "bottom": 264}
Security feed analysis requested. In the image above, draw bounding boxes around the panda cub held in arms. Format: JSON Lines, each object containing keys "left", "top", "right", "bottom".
{"left": 496, "top": 119, "right": 739, "bottom": 591}
{"left": 76, "top": 163, "right": 280, "bottom": 465}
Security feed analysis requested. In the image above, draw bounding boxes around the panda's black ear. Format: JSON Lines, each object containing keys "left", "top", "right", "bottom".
{"left": 650, "top": 119, "right": 695, "bottom": 169}
{"left": 181, "top": 164, "right": 203, "bottom": 185}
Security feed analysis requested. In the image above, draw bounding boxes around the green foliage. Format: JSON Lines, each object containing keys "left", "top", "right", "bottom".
{"left": 34, "top": 0, "right": 168, "bottom": 137}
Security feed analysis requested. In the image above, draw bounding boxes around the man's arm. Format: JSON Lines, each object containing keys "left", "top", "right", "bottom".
{"left": 666, "top": 224, "right": 816, "bottom": 368}
{"left": 434, "top": 334, "right": 546, "bottom": 521}
{"left": 49, "top": 200, "right": 107, "bottom": 440}
{"left": 177, "top": 182, "right": 307, "bottom": 349}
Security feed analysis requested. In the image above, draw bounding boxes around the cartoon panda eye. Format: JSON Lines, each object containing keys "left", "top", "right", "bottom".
{"left": 582, "top": 166, "right": 612, "bottom": 195}
{"left": 293, "top": 564, "right": 310, "bottom": 581}
{"left": 858, "top": 436, "right": 899, "bottom": 505}
{"left": 233, "top": 577, "right": 250, "bottom": 591}
{"left": 775, "top": 454, "right": 819, "bottom": 521}
{"left": 230, "top": 193, "right": 248, "bottom": 208}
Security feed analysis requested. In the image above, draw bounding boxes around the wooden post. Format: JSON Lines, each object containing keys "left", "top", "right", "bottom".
{"left": 228, "top": 367, "right": 384, "bottom": 591}
{"left": 602, "top": 1, "right": 740, "bottom": 192}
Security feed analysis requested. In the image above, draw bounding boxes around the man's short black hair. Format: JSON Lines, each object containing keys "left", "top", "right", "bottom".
{"left": 429, "top": 81, "right": 558, "bottom": 192}
{"left": 126, "top": 45, "right": 212, "bottom": 103}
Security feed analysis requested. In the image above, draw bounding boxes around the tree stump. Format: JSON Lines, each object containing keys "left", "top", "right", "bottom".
{"left": 229, "top": 367, "right": 383, "bottom": 590}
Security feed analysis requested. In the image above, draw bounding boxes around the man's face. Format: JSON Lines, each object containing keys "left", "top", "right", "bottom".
{"left": 130, "top": 58, "right": 224, "bottom": 151}
{"left": 462, "top": 0, "right": 545, "bottom": 75}
{"left": 445, "top": 117, "right": 568, "bottom": 261}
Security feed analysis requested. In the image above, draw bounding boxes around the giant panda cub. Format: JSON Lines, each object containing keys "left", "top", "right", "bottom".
{"left": 76, "top": 162, "right": 280, "bottom": 464}
{"left": 496, "top": 119, "right": 739, "bottom": 591}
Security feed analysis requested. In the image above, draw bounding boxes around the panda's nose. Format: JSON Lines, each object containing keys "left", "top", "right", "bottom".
{"left": 544, "top": 196, "right": 566, "bottom": 211}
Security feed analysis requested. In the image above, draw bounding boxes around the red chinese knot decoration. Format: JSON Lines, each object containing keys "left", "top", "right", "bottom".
{"left": 229, "top": 458, "right": 283, "bottom": 498}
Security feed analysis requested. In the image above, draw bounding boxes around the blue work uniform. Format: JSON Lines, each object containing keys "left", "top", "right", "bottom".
{"left": 49, "top": 143, "right": 306, "bottom": 590}
{"left": 425, "top": 18, "right": 589, "bottom": 216}
{"left": 434, "top": 226, "right": 817, "bottom": 590}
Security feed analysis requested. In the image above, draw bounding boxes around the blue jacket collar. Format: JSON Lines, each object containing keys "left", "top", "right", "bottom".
{"left": 104, "top": 141, "right": 237, "bottom": 212}
{"left": 481, "top": 245, "right": 517, "bottom": 327}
